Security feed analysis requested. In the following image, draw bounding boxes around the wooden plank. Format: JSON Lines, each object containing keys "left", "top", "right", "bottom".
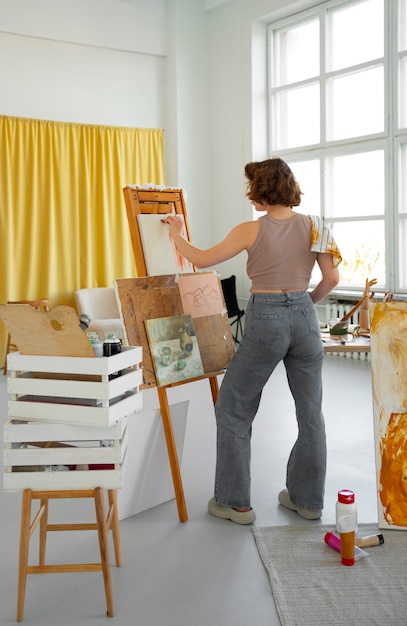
{"left": 4, "top": 469, "right": 125, "bottom": 490}
{"left": 115, "top": 274, "right": 183, "bottom": 386}
{"left": 135, "top": 190, "right": 184, "bottom": 203}
{"left": 133, "top": 202, "right": 173, "bottom": 214}
{"left": 8, "top": 368, "right": 143, "bottom": 401}
{"left": 3, "top": 418, "right": 126, "bottom": 443}
{"left": 4, "top": 445, "right": 123, "bottom": 467}
{"left": 8, "top": 392, "right": 142, "bottom": 427}
{"left": 193, "top": 315, "right": 235, "bottom": 371}
{"left": 7, "top": 345, "right": 142, "bottom": 375}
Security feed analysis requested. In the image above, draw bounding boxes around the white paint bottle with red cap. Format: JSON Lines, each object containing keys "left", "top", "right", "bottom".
{"left": 336, "top": 489, "right": 358, "bottom": 566}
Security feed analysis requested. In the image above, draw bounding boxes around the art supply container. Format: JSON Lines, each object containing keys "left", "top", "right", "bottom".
{"left": 336, "top": 489, "right": 358, "bottom": 566}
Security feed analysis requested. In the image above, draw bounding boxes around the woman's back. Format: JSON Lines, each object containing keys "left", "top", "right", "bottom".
{"left": 247, "top": 213, "right": 317, "bottom": 292}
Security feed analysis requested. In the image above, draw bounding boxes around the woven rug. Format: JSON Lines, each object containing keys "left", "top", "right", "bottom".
{"left": 253, "top": 523, "right": 407, "bottom": 626}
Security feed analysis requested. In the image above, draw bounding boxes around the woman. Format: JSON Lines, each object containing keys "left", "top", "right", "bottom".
{"left": 163, "top": 157, "right": 341, "bottom": 524}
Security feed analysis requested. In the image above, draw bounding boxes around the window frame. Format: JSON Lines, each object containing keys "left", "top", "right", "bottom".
{"left": 265, "top": 0, "right": 406, "bottom": 298}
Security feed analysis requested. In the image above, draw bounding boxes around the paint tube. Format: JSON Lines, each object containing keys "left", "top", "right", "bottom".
{"left": 355, "top": 534, "right": 384, "bottom": 548}
{"left": 324, "top": 532, "right": 369, "bottom": 561}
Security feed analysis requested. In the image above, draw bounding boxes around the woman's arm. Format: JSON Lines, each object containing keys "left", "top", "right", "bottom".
{"left": 162, "top": 215, "right": 257, "bottom": 268}
{"left": 309, "top": 253, "right": 340, "bottom": 304}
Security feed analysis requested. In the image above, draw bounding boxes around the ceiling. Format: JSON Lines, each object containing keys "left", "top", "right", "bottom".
{"left": 114, "top": 0, "right": 232, "bottom": 12}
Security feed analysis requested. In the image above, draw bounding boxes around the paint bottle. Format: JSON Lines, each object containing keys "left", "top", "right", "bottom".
{"left": 336, "top": 489, "right": 358, "bottom": 566}
{"left": 103, "top": 332, "right": 122, "bottom": 357}
{"left": 87, "top": 332, "right": 103, "bottom": 357}
{"left": 324, "top": 532, "right": 367, "bottom": 561}
{"left": 103, "top": 332, "right": 122, "bottom": 379}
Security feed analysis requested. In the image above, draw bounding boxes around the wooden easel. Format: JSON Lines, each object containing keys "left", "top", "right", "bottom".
{"left": 121, "top": 187, "right": 234, "bottom": 522}
{"left": 17, "top": 488, "right": 121, "bottom": 621}
{"left": 123, "top": 187, "right": 193, "bottom": 276}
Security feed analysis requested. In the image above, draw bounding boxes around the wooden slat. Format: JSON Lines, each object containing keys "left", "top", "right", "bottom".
{"left": 7, "top": 345, "right": 142, "bottom": 375}
{"left": 8, "top": 367, "right": 142, "bottom": 400}
{"left": 4, "top": 469, "right": 125, "bottom": 490}
{"left": 4, "top": 445, "right": 123, "bottom": 466}
{"left": 3, "top": 416, "right": 126, "bottom": 443}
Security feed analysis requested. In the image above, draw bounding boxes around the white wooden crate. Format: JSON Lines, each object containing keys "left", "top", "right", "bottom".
{"left": 7, "top": 346, "right": 143, "bottom": 427}
{"left": 3, "top": 418, "right": 128, "bottom": 490}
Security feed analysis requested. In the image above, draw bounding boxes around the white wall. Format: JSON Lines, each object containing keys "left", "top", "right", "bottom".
{"left": 162, "top": 0, "right": 212, "bottom": 249}
{"left": 206, "top": 0, "right": 323, "bottom": 299}
{"left": 0, "top": 0, "right": 168, "bottom": 140}
{"left": 0, "top": 0, "right": 320, "bottom": 301}
{"left": 0, "top": 0, "right": 168, "bottom": 55}
{"left": 0, "top": 0, "right": 214, "bottom": 253}
{"left": 0, "top": 31, "right": 165, "bottom": 127}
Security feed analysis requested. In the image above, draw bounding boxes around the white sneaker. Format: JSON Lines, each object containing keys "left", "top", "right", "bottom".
{"left": 278, "top": 489, "right": 322, "bottom": 520}
{"left": 208, "top": 498, "right": 256, "bottom": 525}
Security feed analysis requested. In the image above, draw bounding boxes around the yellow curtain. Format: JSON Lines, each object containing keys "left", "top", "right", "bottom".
{"left": 0, "top": 115, "right": 164, "bottom": 360}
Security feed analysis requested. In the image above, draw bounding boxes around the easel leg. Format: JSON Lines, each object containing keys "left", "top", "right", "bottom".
{"left": 94, "top": 488, "right": 114, "bottom": 617}
{"left": 17, "top": 489, "right": 32, "bottom": 622}
{"left": 157, "top": 386, "right": 188, "bottom": 523}
{"left": 107, "top": 490, "right": 122, "bottom": 567}
{"left": 209, "top": 374, "right": 219, "bottom": 405}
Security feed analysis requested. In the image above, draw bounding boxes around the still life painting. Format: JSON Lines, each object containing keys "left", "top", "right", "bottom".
{"left": 145, "top": 314, "right": 204, "bottom": 387}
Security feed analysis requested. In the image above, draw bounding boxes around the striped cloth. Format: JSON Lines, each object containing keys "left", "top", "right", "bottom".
{"left": 309, "top": 215, "right": 342, "bottom": 267}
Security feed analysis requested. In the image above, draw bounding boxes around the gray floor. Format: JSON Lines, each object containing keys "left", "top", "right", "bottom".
{"left": 0, "top": 355, "right": 378, "bottom": 626}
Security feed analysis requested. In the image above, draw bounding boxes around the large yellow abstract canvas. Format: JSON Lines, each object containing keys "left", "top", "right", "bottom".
{"left": 370, "top": 301, "right": 407, "bottom": 529}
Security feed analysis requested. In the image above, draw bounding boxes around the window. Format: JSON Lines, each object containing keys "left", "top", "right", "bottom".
{"left": 267, "top": 0, "right": 407, "bottom": 295}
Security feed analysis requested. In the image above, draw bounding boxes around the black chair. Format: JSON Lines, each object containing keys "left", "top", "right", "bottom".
{"left": 221, "top": 275, "right": 245, "bottom": 343}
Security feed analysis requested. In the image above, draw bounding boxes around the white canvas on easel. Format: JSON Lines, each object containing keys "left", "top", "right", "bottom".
{"left": 137, "top": 214, "right": 194, "bottom": 275}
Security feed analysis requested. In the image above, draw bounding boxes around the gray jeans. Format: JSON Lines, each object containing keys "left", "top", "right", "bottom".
{"left": 214, "top": 291, "right": 326, "bottom": 512}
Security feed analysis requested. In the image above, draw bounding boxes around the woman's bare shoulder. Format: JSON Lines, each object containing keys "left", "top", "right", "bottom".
{"left": 233, "top": 219, "right": 260, "bottom": 249}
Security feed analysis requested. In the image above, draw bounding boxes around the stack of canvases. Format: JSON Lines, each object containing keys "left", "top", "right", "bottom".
{"left": 3, "top": 346, "right": 143, "bottom": 492}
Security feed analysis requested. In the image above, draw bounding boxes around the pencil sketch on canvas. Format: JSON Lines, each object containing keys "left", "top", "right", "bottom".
{"left": 137, "top": 214, "right": 194, "bottom": 276}
{"left": 178, "top": 272, "right": 225, "bottom": 318}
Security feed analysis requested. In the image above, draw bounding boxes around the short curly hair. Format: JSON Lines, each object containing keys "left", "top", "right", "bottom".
{"left": 244, "top": 157, "right": 303, "bottom": 207}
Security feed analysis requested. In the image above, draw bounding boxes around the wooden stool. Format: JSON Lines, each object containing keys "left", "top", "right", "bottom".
{"left": 16, "top": 488, "right": 121, "bottom": 622}
{"left": 3, "top": 299, "right": 51, "bottom": 375}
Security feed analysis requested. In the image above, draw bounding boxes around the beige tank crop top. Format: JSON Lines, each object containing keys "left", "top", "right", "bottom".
{"left": 246, "top": 213, "right": 317, "bottom": 291}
